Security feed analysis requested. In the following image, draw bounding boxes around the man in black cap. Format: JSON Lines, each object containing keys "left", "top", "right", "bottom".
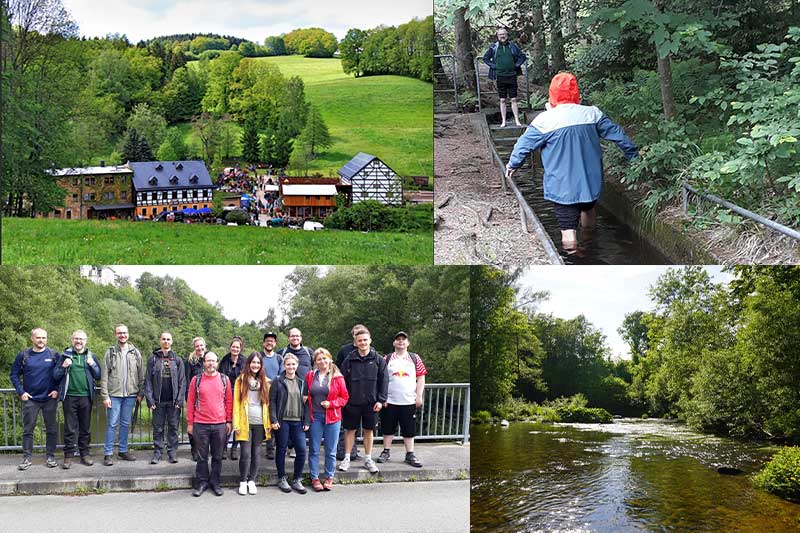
{"left": 260, "top": 331, "right": 282, "bottom": 459}
{"left": 377, "top": 331, "right": 426, "bottom": 468}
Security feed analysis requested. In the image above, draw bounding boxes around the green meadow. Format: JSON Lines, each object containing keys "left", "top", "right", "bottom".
{"left": 1, "top": 218, "right": 432, "bottom": 265}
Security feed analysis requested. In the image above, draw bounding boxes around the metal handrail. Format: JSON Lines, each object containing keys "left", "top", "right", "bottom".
{"left": 682, "top": 183, "right": 800, "bottom": 241}
{"left": 433, "top": 54, "right": 459, "bottom": 111}
{"left": 0, "top": 383, "right": 471, "bottom": 451}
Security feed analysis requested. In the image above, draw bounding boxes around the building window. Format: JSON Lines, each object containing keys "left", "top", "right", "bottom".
{"left": 121, "top": 191, "right": 127, "bottom": 200}
{"left": 171, "top": 190, "right": 177, "bottom": 199}
{"left": 84, "top": 193, "right": 90, "bottom": 201}
{"left": 193, "top": 190, "right": 199, "bottom": 198}
{"left": 72, "top": 193, "right": 78, "bottom": 202}
{"left": 89, "top": 193, "right": 96, "bottom": 201}
{"left": 104, "top": 176, "right": 114, "bottom": 185}
{"left": 104, "top": 191, "right": 114, "bottom": 200}
{"left": 120, "top": 175, "right": 126, "bottom": 183}
{"left": 72, "top": 178, "right": 79, "bottom": 186}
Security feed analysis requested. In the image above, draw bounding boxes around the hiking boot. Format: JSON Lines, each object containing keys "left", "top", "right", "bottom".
{"left": 290, "top": 478, "right": 307, "bottom": 494}
{"left": 322, "top": 477, "right": 334, "bottom": 491}
{"left": 117, "top": 451, "right": 136, "bottom": 461}
{"left": 80, "top": 456, "right": 94, "bottom": 466}
{"left": 238, "top": 481, "right": 248, "bottom": 496}
{"left": 230, "top": 447, "right": 239, "bottom": 461}
{"left": 18, "top": 457, "right": 32, "bottom": 471}
{"left": 211, "top": 485, "right": 224, "bottom": 496}
{"left": 103, "top": 455, "right": 114, "bottom": 466}
{"left": 266, "top": 448, "right": 275, "bottom": 460}
{"left": 247, "top": 480, "right": 257, "bottom": 495}
{"left": 62, "top": 457, "right": 72, "bottom": 469}
{"left": 46, "top": 456, "right": 58, "bottom": 468}
{"left": 193, "top": 483, "right": 208, "bottom": 497}
{"left": 168, "top": 454, "right": 178, "bottom": 464}
{"left": 277, "top": 476, "right": 292, "bottom": 493}
{"left": 150, "top": 453, "right": 161, "bottom": 464}
{"left": 311, "top": 478, "right": 324, "bottom": 492}
{"left": 338, "top": 456, "right": 350, "bottom": 472}
{"left": 377, "top": 448, "right": 391, "bottom": 463}
{"left": 365, "top": 457, "right": 379, "bottom": 473}
{"left": 405, "top": 451, "right": 423, "bottom": 468}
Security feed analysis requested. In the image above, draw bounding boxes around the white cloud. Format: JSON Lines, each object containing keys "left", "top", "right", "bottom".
{"left": 62, "top": 0, "right": 431, "bottom": 42}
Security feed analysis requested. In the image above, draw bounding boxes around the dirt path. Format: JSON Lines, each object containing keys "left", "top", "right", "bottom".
{"left": 434, "top": 113, "right": 552, "bottom": 265}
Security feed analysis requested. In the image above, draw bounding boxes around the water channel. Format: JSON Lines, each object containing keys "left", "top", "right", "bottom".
{"left": 471, "top": 419, "right": 800, "bottom": 532}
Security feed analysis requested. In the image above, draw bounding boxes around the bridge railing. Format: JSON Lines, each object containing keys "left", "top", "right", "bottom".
{"left": 0, "top": 383, "right": 470, "bottom": 452}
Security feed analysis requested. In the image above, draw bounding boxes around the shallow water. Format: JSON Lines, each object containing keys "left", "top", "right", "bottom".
{"left": 471, "top": 418, "right": 800, "bottom": 532}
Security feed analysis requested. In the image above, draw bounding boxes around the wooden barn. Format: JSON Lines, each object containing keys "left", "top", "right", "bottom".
{"left": 278, "top": 177, "right": 338, "bottom": 218}
{"left": 338, "top": 153, "right": 403, "bottom": 206}
{"left": 129, "top": 161, "right": 214, "bottom": 219}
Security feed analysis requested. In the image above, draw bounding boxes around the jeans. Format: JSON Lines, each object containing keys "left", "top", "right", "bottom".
{"left": 274, "top": 420, "right": 306, "bottom": 480}
{"left": 104, "top": 396, "right": 137, "bottom": 456}
{"left": 22, "top": 398, "right": 58, "bottom": 459}
{"left": 239, "top": 424, "right": 265, "bottom": 482}
{"left": 309, "top": 416, "right": 340, "bottom": 480}
{"left": 152, "top": 403, "right": 180, "bottom": 457}
{"left": 63, "top": 396, "right": 92, "bottom": 457}
{"left": 193, "top": 422, "right": 226, "bottom": 488}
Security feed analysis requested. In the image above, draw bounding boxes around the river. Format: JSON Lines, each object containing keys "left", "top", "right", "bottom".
{"left": 471, "top": 418, "right": 800, "bottom": 532}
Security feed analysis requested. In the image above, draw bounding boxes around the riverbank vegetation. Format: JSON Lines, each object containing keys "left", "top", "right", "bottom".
{"left": 472, "top": 394, "right": 612, "bottom": 425}
{"left": 754, "top": 447, "right": 800, "bottom": 502}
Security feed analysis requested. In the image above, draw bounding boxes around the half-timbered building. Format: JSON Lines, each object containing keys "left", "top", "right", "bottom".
{"left": 338, "top": 153, "right": 403, "bottom": 206}
{"left": 129, "top": 160, "right": 214, "bottom": 219}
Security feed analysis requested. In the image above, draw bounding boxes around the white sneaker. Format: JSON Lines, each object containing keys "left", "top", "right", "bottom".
{"left": 247, "top": 480, "right": 257, "bottom": 495}
{"left": 338, "top": 456, "right": 350, "bottom": 472}
{"left": 365, "top": 457, "right": 379, "bottom": 473}
{"left": 238, "top": 481, "right": 247, "bottom": 496}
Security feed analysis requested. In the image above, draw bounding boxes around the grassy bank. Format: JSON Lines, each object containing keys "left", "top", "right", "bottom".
{"left": 472, "top": 395, "right": 613, "bottom": 425}
{"left": 1, "top": 218, "right": 432, "bottom": 265}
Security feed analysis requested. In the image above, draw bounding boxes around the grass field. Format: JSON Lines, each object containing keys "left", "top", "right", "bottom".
{"left": 1, "top": 218, "right": 432, "bottom": 265}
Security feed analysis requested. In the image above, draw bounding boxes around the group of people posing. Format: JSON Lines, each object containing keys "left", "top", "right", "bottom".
{"left": 10, "top": 324, "right": 427, "bottom": 497}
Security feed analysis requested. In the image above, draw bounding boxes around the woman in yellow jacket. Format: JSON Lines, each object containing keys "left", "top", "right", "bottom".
{"left": 233, "top": 351, "right": 271, "bottom": 496}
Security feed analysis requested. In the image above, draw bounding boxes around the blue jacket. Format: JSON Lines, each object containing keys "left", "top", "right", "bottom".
{"left": 507, "top": 104, "right": 639, "bottom": 204}
{"left": 10, "top": 347, "right": 59, "bottom": 401}
{"left": 53, "top": 348, "right": 102, "bottom": 401}
{"left": 483, "top": 41, "right": 526, "bottom": 80}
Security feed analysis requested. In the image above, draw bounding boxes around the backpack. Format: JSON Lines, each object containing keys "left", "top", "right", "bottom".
{"left": 194, "top": 372, "right": 229, "bottom": 411}
{"left": 20, "top": 347, "right": 54, "bottom": 369}
{"left": 385, "top": 351, "right": 419, "bottom": 368}
{"left": 106, "top": 344, "right": 141, "bottom": 372}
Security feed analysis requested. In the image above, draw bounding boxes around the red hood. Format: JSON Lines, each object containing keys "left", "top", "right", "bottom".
{"left": 548, "top": 72, "right": 581, "bottom": 107}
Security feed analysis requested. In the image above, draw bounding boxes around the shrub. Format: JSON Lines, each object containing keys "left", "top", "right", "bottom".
{"left": 472, "top": 410, "right": 492, "bottom": 424}
{"left": 753, "top": 447, "right": 800, "bottom": 502}
{"left": 555, "top": 406, "right": 613, "bottom": 424}
{"left": 326, "top": 201, "right": 432, "bottom": 233}
{"left": 224, "top": 208, "right": 249, "bottom": 225}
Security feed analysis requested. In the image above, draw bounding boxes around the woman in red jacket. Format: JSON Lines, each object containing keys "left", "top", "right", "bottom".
{"left": 306, "top": 348, "right": 349, "bottom": 491}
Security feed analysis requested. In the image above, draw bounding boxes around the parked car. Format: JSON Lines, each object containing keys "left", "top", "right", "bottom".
{"left": 303, "top": 221, "right": 324, "bottom": 231}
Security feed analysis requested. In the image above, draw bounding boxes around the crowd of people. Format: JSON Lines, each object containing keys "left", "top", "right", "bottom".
{"left": 10, "top": 324, "right": 427, "bottom": 497}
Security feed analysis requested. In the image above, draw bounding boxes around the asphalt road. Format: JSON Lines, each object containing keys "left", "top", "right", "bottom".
{"left": 0, "top": 480, "right": 470, "bottom": 532}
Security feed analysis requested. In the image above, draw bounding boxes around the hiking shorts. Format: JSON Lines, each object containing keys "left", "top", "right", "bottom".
{"left": 552, "top": 200, "right": 597, "bottom": 230}
{"left": 342, "top": 403, "right": 377, "bottom": 431}
{"left": 496, "top": 75, "right": 518, "bottom": 99}
{"left": 380, "top": 404, "right": 417, "bottom": 438}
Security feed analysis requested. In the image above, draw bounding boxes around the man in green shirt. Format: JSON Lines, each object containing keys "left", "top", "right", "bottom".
{"left": 54, "top": 330, "right": 101, "bottom": 469}
{"left": 483, "top": 28, "right": 527, "bottom": 128}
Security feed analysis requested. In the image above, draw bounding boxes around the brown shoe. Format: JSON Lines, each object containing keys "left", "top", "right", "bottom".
{"left": 117, "top": 451, "right": 136, "bottom": 461}
{"left": 80, "top": 456, "right": 94, "bottom": 466}
{"left": 311, "top": 478, "right": 324, "bottom": 492}
{"left": 103, "top": 455, "right": 114, "bottom": 466}
{"left": 61, "top": 457, "right": 72, "bottom": 469}
{"left": 322, "top": 477, "right": 333, "bottom": 491}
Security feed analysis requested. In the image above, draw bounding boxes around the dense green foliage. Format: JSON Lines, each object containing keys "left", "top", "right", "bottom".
{"left": 753, "top": 447, "right": 800, "bottom": 502}
{"left": 472, "top": 265, "right": 800, "bottom": 443}
{"left": 283, "top": 28, "right": 338, "bottom": 58}
{"left": 340, "top": 17, "right": 434, "bottom": 81}
{"left": 1, "top": 218, "right": 433, "bottom": 265}
{"left": 281, "top": 266, "right": 469, "bottom": 383}
{"left": 325, "top": 202, "right": 433, "bottom": 233}
{"left": 0, "top": 266, "right": 467, "bottom": 387}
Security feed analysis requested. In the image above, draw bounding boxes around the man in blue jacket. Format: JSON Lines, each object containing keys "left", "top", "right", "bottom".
{"left": 506, "top": 72, "right": 639, "bottom": 250}
{"left": 53, "top": 330, "right": 101, "bottom": 469}
{"left": 483, "top": 28, "right": 526, "bottom": 128}
{"left": 10, "top": 328, "right": 60, "bottom": 470}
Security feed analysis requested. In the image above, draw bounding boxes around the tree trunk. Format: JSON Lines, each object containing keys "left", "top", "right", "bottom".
{"left": 529, "top": 1, "right": 548, "bottom": 85}
{"left": 454, "top": 7, "right": 477, "bottom": 95}
{"left": 547, "top": 0, "right": 566, "bottom": 74}
{"left": 656, "top": 51, "right": 676, "bottom": 121}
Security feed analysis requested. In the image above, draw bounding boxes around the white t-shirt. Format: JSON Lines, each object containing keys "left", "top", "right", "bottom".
{"left": 386, "top": 352, "right": 427, "bottom": 405}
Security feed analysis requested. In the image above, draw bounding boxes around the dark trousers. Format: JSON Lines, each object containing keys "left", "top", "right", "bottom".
{"left": 22, "top": 398, "right": 58, "bottom": 458}
{"left": 239, "top": 424, "right": 265, "bottom": 482}
{"left": 336, "top": 425, "right": 359, "bottom": 460}
{"left": 152, "top": 403, "right": 180, "bottom": 456}
{"left": 194, "top": 423, "right": 226, "bottom": 488}
{"left": 274, "top": 420, "right": 306, "bottom": 480}
{"left": 63, "top": 396, "right": 92, "bottom": 457}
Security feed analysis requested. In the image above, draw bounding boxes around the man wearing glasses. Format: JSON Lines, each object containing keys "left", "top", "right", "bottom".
{"left": 100, "top": 324, "right": 145, "bottom": 466}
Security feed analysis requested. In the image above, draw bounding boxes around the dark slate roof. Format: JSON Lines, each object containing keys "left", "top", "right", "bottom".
{"left": 338, "top": 152, "right": 378, "bottom": 180}
{"left": 129, "top": 160, "right": 213, "bottom": 191}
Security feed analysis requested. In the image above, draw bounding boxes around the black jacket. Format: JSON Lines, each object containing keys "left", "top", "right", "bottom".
{"left": 268, "top": 371, "right": 310, "bottom": 426}
{"left": 336, "top": 342, "right": 356, "bottom": 368}
{"left": 277, "top": 344, "right": 313, "bottom": 380}
{"left": 218, "top": 352, "right": 244, "bottom": 386}
{"left": 53, "top": 348, "right": 101, "bottom": 401}
{"left": 184, "top": 355, "right": 204, "bottom": 399}
{"left": 144, "top": 349, "right": 186, "bottom": 408}
{"left": 340, "top": 348, "right": 388, "bottom": 406}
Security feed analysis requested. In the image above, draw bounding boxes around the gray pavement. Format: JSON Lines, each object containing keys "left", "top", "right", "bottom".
{"left": 0, "top": 481, "right": 470, "bottom": 532}
{"left": 0, "top": 442, "right": 469, "bottom": 495}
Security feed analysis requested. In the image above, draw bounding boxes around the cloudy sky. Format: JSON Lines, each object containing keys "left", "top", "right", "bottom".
{"left": 518, "top": 266, "right": 733, "bottom": 360}
{"left": 112, "top": 265, "right": 296, "bottom": 323}
{"left": 61, "top": 0, "right": 431, "bottom": 43}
